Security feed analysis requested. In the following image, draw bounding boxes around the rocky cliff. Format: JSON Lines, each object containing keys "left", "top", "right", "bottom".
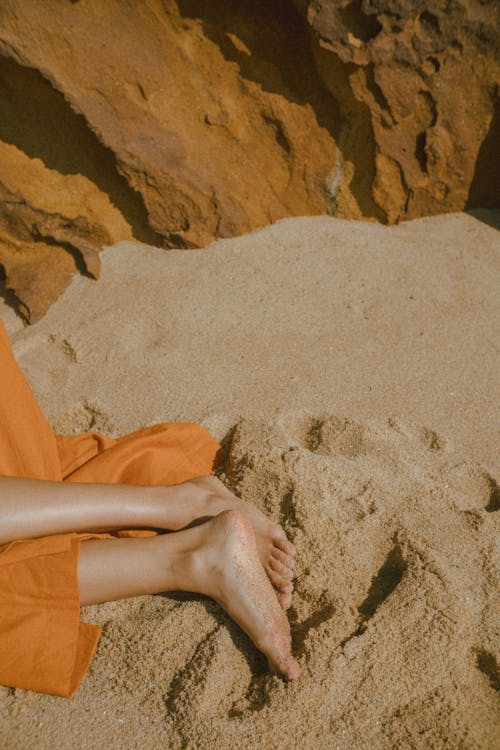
{"left": 297, "top": 0, "right": 500, "bottom": 222}
{"left": 0, "top": 0, "right": 498, "bottom": 321}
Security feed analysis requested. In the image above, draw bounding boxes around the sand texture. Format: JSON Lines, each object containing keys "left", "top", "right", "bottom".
{"left": 6, "top": 211, "right": 500, "bottom": 471}
{"left": 0, "top": 213, "right": 499, "bottom": 748}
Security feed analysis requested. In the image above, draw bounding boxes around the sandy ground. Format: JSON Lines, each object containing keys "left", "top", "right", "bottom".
{"left": 0, "top": 212, "right": 499, "bottom": 749}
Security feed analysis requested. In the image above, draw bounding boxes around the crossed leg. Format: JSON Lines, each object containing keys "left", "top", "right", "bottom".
{"left": 78, "top": 509, "right": 301, "bottom": 680}
{"left": 0, "top": 474, "right": 297, "bottom": 608}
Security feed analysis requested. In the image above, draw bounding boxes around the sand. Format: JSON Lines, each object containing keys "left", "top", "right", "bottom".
{"left": 0, "top": 212, "right": 499, "bottom": 749}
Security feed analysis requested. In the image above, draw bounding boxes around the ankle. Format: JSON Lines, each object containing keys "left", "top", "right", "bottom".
{"left": 148, "top": 482, "right": 209, "bottom": 531}
{"left": 189, "top": 476, "right": 236, "bottom": 517}
{"left": 157, "top": 522, "right": 209, "bottom": 593}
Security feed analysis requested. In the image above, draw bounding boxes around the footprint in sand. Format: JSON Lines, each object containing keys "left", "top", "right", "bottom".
{"left": 276, "top": 413, "right": 367, "bottom": 458}
{"left": 44, "top": 412, "right": 498, "bottom": 750}
{"left": 51, "top": 399, "right": 115, "bottom": 434}
{"left": 440, "top": 460, "right": 499, "bottom": 513}
{"left": 224, "top": 413, "right": 497, "bottom": 658}
{"left": 165, "top": 626, "right": 251, "bottom": 728}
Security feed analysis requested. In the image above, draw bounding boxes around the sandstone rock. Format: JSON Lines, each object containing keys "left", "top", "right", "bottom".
{"left": 297, "top": 0, "right": 500, "bottom": 222}
{"left": 0, "top": 0, "right": 342, "bottom": 252}
{"left": 0, "top": 140, "right": 132, "bottom": 322}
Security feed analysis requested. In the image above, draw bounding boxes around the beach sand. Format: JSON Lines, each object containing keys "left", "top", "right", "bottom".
{"left": 0, "top": 212, "right": 499, "bottom": 748}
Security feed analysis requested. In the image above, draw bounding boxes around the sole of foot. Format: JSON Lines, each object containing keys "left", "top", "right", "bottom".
{"left": 192, "top": 509, "right": 301, "bottom": 681}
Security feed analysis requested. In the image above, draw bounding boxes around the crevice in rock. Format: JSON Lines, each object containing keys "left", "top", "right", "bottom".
{"left": 417, "top": 90, "right": 438, "bottom": 128}
{"left": 339, "top": 0, "right": 382, "bottom": 43}
{"left": 399, "top": 159, "right": 411, "bottom": 216}
{"left": 419, "top": 11, "right": 440, "bottom": 36}
{"left": 426, "top": 56, "right": 440, "bottom": 73}
{"left": 0, "top": 55, "right": 163, "bottom": 246}
{"left": 416, "top": 89, "right": 437, "bottom": 128}
{"left": 0, "top": 263, "right": 29, "bottom": 323}
{"left": 467, "top": 94, "right": 500, "bottom": 210}
{"left": 178, "top": 0, "right": 337, "bottom": 111}
{"left": 316, "top": 54, "right": 387, "bottom": 221}
{"left": 365, "top": 64, "right": 395, "bottom": 125}
{"left": 415, "top": 131, "right": 428, "bottom": 172}
{"left": 32, "top": 233, "right": 96, "bottom": 279}
{"left": 261, "top": 112, "right": 292, "bottom": 155}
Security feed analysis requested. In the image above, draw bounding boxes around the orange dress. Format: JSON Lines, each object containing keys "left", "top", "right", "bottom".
{"left": 0, "top": 319, "right": 225, "bottom": 697}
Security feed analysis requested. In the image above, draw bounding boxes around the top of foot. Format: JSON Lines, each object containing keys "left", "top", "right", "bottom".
{"left": 190, "top": 476, "right": 296, "bottom": 608}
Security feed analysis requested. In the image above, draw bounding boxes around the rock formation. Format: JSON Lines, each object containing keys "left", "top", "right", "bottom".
{"left": 296, "top": 0, "right": 500, "bottom": 223}
{"left": 0, "top": 0, "right": 498, "bottom": 321}
{"left": 0, "top": 138, "right": 132, "bottom": 322}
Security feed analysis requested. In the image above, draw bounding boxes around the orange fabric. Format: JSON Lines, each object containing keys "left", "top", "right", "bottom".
{"left": 0, "top": 319, "right": 225, "bottom": 697}
{"left": 0, "top": 322, "right": 61, "bottom": 482}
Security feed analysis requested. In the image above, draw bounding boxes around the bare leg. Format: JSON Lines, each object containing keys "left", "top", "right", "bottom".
{"left": 0, "top": 475, "right": 296, "bottom": 608}
{"left": 78, "top": 510, "right": 300, "bottom": 680}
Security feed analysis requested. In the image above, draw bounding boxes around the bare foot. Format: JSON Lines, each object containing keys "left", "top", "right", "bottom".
{"left": 79, "top": 510, "right": 300, "bottom": 678}
{"left": 189, "top": 476, "right": 296, "bottom": 609}
{"left": 152, "top": 476, "right": 296, "bottom": 608}
{"left": 185, "top": 510, "right": 301, "bottom": 680}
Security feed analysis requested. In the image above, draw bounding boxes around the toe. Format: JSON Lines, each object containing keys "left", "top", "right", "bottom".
{"left": 278, "top": 590, "right": 292, "bottom": 610}
{"left": 267, "top": 651, "right": 301, "bottom": 681}
{"left": 267, "top": 565, "right": 293, "bottom": 593}
{"left": 269, "top": 556, "right": 294, "bottom": 580}
{"left": 272, "top": 547, "right": 295, "bottom": 572}
{"left": 283, "top": 656, "right": 301, "bottom": 680}
{"left": 272, "top": 526, "right": 296, "bottom": 557}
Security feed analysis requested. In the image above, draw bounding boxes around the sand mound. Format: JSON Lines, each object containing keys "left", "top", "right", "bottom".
{"left": 1, "top": 413, "right": 498, "bottom": 748}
